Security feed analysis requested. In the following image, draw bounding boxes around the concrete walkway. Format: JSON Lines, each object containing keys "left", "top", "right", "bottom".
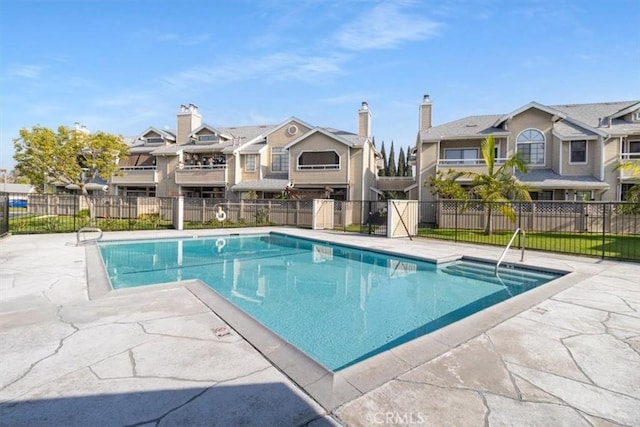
{"left": 1, "top": 229, "right": 639, "bottom": 426}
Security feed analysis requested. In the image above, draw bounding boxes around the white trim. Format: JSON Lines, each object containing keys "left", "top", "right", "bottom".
{"left": 270, "top": 147, "right": 288, "bottom": 173}
{"left": 442, "top": 147, "right": 480, "bottom": 164}
{"left": 244, "top": 154, "right": 257, "bottom": 172}
{"left": 552, "top": 130, "right": 598, "bottom": 141}
{"left": 568, "top": 140, "right": 588, "bottom": 165}
{"left": 493, "top": 102, "right": 566, "bottom": 128}
{"left": 284, "top": 127, "right": 355, "bottom": 149}
{"left": 516, "top": 128, "right": 546, "bottom": 167}
{"left": 296, "top": 150, "right": 341, "bottom": 171}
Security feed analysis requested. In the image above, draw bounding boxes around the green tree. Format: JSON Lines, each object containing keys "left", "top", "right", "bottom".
{"left": 387, "top": 141, "right": 396, "bottom": 177}
{"left": 406, "top": 146, "right": 413, "bottom": 177}
{"left": 466, "top": 135, "right": 531, "bottom": 235}
{"left": 378, "top": 141, "right": 387, "bottom": 177}
{"left": 616, "top": 160, "right": 640, "bottom": 201}
{"left": 397, "top": 146, "right": 406, "bottom": 177}
{"left": 426, "top": 169, "right": 467, "bottom": 199}
{"left": 13, "top": 125, "right": 129, "bottom": 220}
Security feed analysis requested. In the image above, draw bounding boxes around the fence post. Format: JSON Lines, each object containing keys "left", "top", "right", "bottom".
{"left": 517, "top": 201, "right": 522, "bottom": 248}
{"left": 454, "top": 200, "right": 459, "bottom": 243}
{"left": 602, "top": 203, "right": 607, "bottom": 259}
{"left": 173, "top": 196, "right": 184, "bottom": 230}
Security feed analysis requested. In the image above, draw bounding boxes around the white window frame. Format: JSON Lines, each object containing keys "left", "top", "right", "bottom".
{"left": 516, "top": 128, "right": 546, "bottom": 166}
{"left": 296, "top": 150, "right": 341, "bottom": 170}
{"left": 146, "top": 137, "right": 164, "bottom": 144}
{"left": 569, "top": 140, "right": 588, "bottom": 165}
{"left": 271, "top": 147, "right": 289, "bottom": 172}
{"left": 245, "top": 154, "right": 256, "bottom": 172}
{"left": 197, "top": 134, "right": 218, "bottom": 143}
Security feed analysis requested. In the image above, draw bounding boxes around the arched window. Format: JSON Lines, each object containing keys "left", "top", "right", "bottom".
{"left": 516, "top": 129, "right": 545, "bottom": 165}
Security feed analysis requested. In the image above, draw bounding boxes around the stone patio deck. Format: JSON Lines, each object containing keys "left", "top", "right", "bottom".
{"left": 1, "top": 228, "right": 638, "bottom": 426}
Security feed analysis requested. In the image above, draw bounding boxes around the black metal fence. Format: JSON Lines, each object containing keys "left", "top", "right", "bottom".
{"left": 0, "top": 193, "right": 8, "bottom": 238}
{"left": 415, "top": 200, "right": 640, "bottom": 262}
{"left": 4, "top": 193, "right": 640, "bottom": 261}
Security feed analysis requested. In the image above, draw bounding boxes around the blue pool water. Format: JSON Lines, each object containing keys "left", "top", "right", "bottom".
{"left": 98, "top": 233, "right": 562, "bottom": 370}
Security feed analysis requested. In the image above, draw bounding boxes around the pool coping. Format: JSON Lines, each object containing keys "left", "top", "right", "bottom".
{"left": 85, "top": 230, "right": 580, "bottom": 411}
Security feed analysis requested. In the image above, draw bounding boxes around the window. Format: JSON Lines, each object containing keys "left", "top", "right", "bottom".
{"left": 570, "top": 140, "right": 587, "bottom": 164}
{"left": 530, "top": 191, "right": 554, "bottom": 201}
{"left": 575, "top": 190, "right": 592, "bottom": 201}
{"left": 516, "top": 129, "right": 545, "bottom": 165}
{"left": 443, "top": 148, "right": 479, "bottom": 164}
{"left": 271, "top": 147, "right": 288, "bottom": 172}
{"left": 198, "top": 134, "right": 218, "bottom": 143}
{"left": 621, "top": 183, "right": 636, "bottom": 201}
{"left": 146, "top": 137, "right": 164, "bottom": 144}
{"left": 297, "top": 151, "right": 340, "bottom": 170}
{"left": 245, "top": 154, "right": 256, "bottom": 172}
{"left": 629, "top": 140, "right": 640, "bottom": 153}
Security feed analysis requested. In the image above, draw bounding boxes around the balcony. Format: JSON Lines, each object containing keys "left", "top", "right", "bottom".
{"left": 175, "top": 164, "right": 227, "bottom": 185}
{"left": 112, "top": 166, "right": 158, "bottom": 185}
{"left": 437, "top": 158, "right": 507, "bottom": 173}
{"left": 619, "top": 152, "right": 640, "bottom": 179}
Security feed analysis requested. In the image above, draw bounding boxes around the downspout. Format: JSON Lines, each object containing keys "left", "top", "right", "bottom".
{"left": 558, "top": 139, "right": 563, "bottom": 175}
{"left": 347, "top": 146, "right": 351, "bottom": 199}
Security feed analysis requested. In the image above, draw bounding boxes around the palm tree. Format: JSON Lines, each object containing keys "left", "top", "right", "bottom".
{"left": 615, "top": 160, "right": 640, "bottom": 203}
{"left": 466, "top": 135, "right": 531, "bottom": 235}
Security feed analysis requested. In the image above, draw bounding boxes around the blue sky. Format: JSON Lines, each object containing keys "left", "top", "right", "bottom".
{"left": 1, "top": 0, "right": 638, "bottom": 171}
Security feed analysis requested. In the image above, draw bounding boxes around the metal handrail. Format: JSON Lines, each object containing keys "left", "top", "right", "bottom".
{"left": 77, "top": 227, "right": 103, "bottom": 246}
{"left": 495, "top": 228, "right": 525, "bottom": 275}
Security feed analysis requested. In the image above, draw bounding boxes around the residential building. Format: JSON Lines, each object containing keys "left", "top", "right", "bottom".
{"left": 414, "top": 96, "right": 640, "bottom": 203}
{"left": 111, "top": 103, "right": 381, "bottom": 201}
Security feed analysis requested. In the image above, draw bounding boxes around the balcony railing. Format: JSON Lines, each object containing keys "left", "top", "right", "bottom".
{"left": 118, "top": 166, "right": 157, "bottom": 171}
{"left": 180, "top": 164, "right": 227, "bottom": 170}
{"left": 112, "top": 167, "right": 159, "bottom": 184}
{"left": 620, "top": 152, "right": 640, "bottom": 161}
{"left": 297, "top": 164, "right": 340, "bottom": 170}
{"left": 438, "top": 158, "right": 508, "bottom": 166}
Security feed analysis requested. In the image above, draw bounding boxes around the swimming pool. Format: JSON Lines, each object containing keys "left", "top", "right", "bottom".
{"left": 98, "top": 233, "right": 563, "bottom": 371}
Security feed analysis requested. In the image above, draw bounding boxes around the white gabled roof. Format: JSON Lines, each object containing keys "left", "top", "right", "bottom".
{"left": 135, "top": 127, "right": 176, "bottom": 142}
{"left": 492, "top": 102, "right": 567, "bottom": 128}
{"left": 284, "top": 127, "right": 356, "bottom": 149}
{"left": 189, "top": 124, "right": 234, "bottom": 140}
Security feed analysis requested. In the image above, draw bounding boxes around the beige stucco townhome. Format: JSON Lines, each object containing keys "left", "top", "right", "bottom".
{"left": 414, "top": 95, "right": 640, "bottom": 204}
{"left": 111, "top": 103, "right": 381, "bottom": 201}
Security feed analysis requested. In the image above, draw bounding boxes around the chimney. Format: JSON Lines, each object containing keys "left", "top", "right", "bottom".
{"left": 419, "top": 94, "right": 432, "bottom": 131}
{"left": 358, "top": 101, "right": 372, "bottom": 138}
{"left": 177, "top": 103, "right": 202, "bottom": 144}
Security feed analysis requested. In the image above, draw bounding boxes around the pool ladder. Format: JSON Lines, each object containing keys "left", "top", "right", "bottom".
{"left": 76, "top": 227, "right": 103, "bottom": 246}
{"left": 495, "top": 228, "right": 525, "bottom": 275}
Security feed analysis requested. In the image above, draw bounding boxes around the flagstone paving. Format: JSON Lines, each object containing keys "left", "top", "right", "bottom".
{"left": 1, "top": 229, "right": 639, "bottom": 426}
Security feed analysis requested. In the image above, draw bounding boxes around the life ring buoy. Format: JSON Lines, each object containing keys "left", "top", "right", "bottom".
{"left": 216, "top": 238, "right": 226, "bottom": 251}
{"left": 215, "top": 209, "right": 226, "bottom": 221}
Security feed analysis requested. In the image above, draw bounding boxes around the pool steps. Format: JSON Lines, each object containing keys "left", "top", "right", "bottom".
{"left": 441, "top": 260, "right": 557, "bottom": 287}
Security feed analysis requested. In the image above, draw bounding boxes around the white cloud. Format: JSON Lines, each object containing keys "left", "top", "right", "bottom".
{"left": 334, "top": 2, "right": 441, "bottom": 51}
{"left": 159, "top": 52, "right": 348, "bottom": 88}
{"left": 7, "top": 64, "right": 46, "bottom": 79}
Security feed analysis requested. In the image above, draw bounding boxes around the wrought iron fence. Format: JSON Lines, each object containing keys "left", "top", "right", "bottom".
{"left": 0, "top": 193, "right": 8, "bottom": 237}
{"left": 4, "top": 193, "right": 639, "bottom": 261}
{"left": 415, "top": 200, "right": 640, "bottom": 261}
{"left": 7, "top": 194, "right": 175, "bottom": 233}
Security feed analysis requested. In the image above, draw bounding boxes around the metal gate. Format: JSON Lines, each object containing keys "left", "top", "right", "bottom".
{"left": 363, "top": 200, "right": 387, "bottom": 236}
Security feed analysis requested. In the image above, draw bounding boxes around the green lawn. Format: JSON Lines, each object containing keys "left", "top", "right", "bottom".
{"left": 418, "top": 228, "right": 640, "bottom": 261}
